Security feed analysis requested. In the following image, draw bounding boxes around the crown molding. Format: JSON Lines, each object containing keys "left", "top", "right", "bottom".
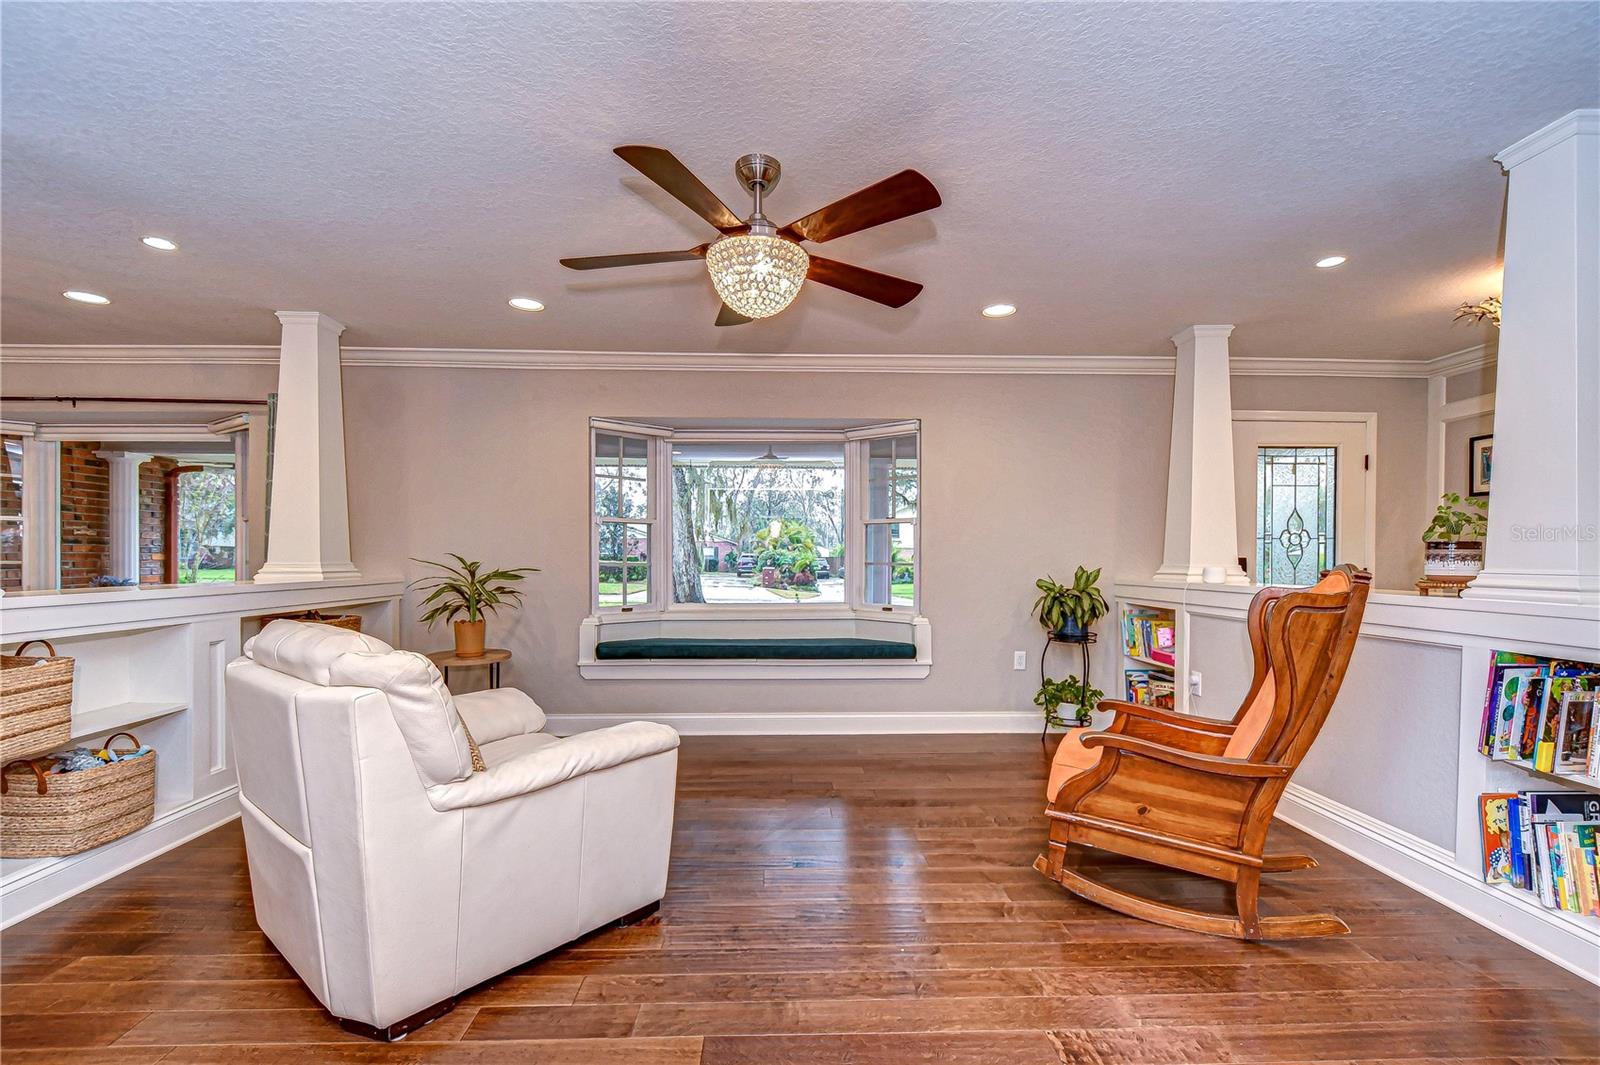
{"left": 1, "top": 343, "right": 1483, "bottom": 379}
{"left": 1496, "top": 108, "right": 1599, "bottom": 171}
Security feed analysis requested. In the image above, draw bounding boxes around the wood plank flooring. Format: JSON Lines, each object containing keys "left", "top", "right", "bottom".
{"left": 2, "top": 735, "right": 1596, "bottom": 1063}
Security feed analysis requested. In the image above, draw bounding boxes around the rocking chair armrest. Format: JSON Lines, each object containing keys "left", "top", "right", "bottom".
{"left": 1079, "top": 733, "right": 1291, "bottom": 778}
{"left": 1098, "top": 699, "right": 1234, "bottom": 735}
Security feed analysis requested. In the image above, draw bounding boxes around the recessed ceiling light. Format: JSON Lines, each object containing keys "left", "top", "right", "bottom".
{"left": 981, "top": 303, "right": 1017, "bottom": 318}
{"left": 140, "top": 236, "right": 178, "bottom": 251}
{"left": 508, "top": 297, "right": 545, "bottom": 312}
{"left": 1315, "top": 255, "right": 1347, "bottom": 269}
{"left": 63, "top": 290, "right": 110, "bottom": 305}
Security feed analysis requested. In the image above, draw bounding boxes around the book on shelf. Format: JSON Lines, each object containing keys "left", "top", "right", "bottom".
{"left": 1124, "top": 668, "right": 1175, "bottom": 710}
{"left": 1123, "top": 609, "right": 1175, "bottom": 667}
{"left": 1477, "top": 651, "right": 1599, "bottom": 781}
{"left": 1482, "top": 789, "right": 1600, "bottom": 916}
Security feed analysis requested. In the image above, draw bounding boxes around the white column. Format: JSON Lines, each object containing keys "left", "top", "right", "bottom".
{"left": 1155, "top": 325, "right": 1249, "bottom": 584}
{"left": 253, "top": 311, "right": 362, "bottom": 583}
{"left": 94, "top": 450, "right": 150, "bottom": 584}
{"left": 1466, "top": 110, "right": 1599, "bottom": 605}
{"left": 20, "top": 438, "right": 59, "bottom": 590}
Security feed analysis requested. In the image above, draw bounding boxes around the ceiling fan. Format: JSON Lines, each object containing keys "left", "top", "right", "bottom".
{"left": 561, "top": 146, "right": 940, "bottom": 326}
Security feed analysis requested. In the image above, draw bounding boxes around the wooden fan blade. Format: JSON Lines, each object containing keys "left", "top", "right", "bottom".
{"left": 806, "top": 256, "right": 923, "bottom": 308}
{"left": 715, "top": 304, "right": 753, "bottom": 326}
{"left": 779, "top": 170, "right": 940, "bottom": 244}
{"left": 614, "top": 146, "right": 745, "bottom": 232}
{"left": 560, "top": 247, "right": 707, "bottom": 270}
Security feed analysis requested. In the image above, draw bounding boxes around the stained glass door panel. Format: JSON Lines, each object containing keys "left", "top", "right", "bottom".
{"left": 1256, "top": 446, "right": 1336, "bottom": 586}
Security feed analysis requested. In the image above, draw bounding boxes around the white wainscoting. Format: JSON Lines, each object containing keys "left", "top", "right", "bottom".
{"left": 0, "top": 578, "right": 403, "bottom": 926}
{"left": 1117, "top": 578, "right": 1600, "bottom": 984}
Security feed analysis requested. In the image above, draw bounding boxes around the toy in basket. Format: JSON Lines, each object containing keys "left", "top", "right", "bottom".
{"left": 257, "top": 610, "right": 362, "bottom": 632}
{"left": 0, "top": 640, "right": 75, "bottom": 762}
{"left": 1, "top": 732, "right": 156, "bottom": 858}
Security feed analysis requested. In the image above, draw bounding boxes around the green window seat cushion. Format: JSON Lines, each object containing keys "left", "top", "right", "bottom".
{"left": 594, "top": 637, "right": 917, "bottom": 661}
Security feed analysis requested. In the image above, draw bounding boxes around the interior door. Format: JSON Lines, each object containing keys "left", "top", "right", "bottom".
{"left": 1232, "top": 416, "right": 1371, "bottom": 585}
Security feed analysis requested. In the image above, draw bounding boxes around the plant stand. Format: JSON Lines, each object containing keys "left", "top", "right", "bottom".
{"left": 1041, "top": 630, "right": 1096, "bottom": 740}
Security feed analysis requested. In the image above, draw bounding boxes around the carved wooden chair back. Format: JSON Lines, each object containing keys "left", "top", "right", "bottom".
{"left": 1227, "top": 565, "right": 1371, "bottom": 769}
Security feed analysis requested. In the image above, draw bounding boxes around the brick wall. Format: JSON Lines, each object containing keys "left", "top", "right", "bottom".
{"left": 139, "top": 456, "right": 178, "bottom": 584}
{"left": 59, "top": 441, "right": 109, "bottom": 588}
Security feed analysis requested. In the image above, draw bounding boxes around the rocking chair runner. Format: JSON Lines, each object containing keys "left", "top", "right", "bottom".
{"left": 1037, "top": 565, "right": 1372, "bottom": 940}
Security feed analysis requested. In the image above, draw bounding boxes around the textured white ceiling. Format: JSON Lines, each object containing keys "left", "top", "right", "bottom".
{"left": 2, "top": 2, "right": 1594, "bottom": 359}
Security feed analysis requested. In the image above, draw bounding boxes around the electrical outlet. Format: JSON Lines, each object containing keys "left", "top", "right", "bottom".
{"left": 1013, "top": 651, "right": 1027, "bottom": 671}
{"left": 1189, "top": 671, "right": 1203, "bottom": 697}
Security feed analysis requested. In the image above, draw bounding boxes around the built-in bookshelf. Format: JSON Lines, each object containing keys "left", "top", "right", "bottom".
{"left": 1476, "top": 650, "right": 1600, "bottom": 926}
{"left": 1121, "top": 602, "right": 1177, "bottom": 710}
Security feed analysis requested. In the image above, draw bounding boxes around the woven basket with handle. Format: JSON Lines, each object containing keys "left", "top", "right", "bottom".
{"left": 1, "top": 732, "right": 156, "bottom": 858}
{"left": 0, "top": 640, "right": 74, "bottom": 762}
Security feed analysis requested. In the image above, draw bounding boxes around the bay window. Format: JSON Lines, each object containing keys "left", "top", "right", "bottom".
{"left": 590, "top": 419, "right": 919, "bottom": 615}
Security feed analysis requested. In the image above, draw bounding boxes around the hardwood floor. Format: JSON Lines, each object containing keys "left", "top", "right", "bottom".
{"left": 2, "top": 735, "right": 1595, "bottom": 1063}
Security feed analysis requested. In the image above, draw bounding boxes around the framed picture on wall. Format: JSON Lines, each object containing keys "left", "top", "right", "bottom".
{"left": 1469, "top": 433, "right": 1493, "bottom": 497}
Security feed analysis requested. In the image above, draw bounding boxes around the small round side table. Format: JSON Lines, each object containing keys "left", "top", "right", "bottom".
{"left": 426, "top": 648, "right": 511, "bottom": 689}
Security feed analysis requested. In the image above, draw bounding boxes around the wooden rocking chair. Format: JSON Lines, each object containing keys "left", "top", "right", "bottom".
{"left": 1036, "top": 564, "right": 1371, "bottom": 940}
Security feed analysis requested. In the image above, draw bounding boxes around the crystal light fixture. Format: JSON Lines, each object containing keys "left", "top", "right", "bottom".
{"left": 706, "top": 233, "right": 809, "bottom": 319}
{"left": 704, "top": 152, "right": 809, "bottom": 320}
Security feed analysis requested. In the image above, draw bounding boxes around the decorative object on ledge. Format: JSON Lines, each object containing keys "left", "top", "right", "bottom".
{"left": 259, "top": 609, "right": 363, "bottom": 633}
{"left": 1468, "top": 433, "right": 1493, "bottom": 497}
{"left": 0, "top": 731, "right": 155, "bottom": 857}
{"left": 411, "top": 554, "right": 538, "bottom": 658}
{"left": 1, "top": 640, "right": 74, "bottom": 761}
{"left": 1454, "top": 295, "right": 1502, "bottom": 327}
{"left": 1422, "top": 492, "right": 1487, "bottom": 587}
{"left": 426, "top": 648, "right": 510, "bottom": 690}
{"left": 1415, "top": 574, "right": 1474, "bottom": 597}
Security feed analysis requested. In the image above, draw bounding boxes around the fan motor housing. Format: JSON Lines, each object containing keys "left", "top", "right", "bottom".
{"left": 734, "top": 153, "right": 781, "bottom": 194}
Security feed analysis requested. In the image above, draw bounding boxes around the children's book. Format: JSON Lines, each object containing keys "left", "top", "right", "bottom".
{"left": 1564, "top": 823, "right": 1599, "bottom": 915}
{"left": 1536, "top": 677, "right": 1597, "bottom": 771}
{"left": 1516, "top": 677, "right": 1548, "bottom": 762}
{"left": 1482, "top": 652, "right": 1540, "bottom": 753}
{"left": 1506, "top": 795, "right": 1528, "bottom": 889}
{"left": 1479, "top": 793, "right": 1517, "bottom": 884}
{"left": 1555, "top": 691, "right": 1597, "bottom": 775}
{"left": 1492, "top": 668, "right": 1538, "bottom": 759}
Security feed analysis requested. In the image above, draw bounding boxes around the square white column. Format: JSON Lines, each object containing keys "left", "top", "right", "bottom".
{"left": 1466, "top": 110, "right": 1599, "bottom": 604}
{"left": 94, "top": 450, "right": 150, "bottom": 584}
{"left": 1156, "top": 325, "right": 1249, "bottom": 584}
{"left": 253, "top": 311, "right": 362, "bottom": 583}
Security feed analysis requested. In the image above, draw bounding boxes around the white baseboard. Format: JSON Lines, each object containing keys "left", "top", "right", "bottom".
{"left": 1276, "top": 782, "right": 1600, "bottom": 985}
{"left": 545, "top": 711, "right": 1043, "bottom": 736}
{"left": 1, "top": 788, "right": 241, "bottom": 928}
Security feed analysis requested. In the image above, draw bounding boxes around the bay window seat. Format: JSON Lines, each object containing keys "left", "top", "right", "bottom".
{"left": 579, "top": 615, "right": 931, "bottom": 679}
{"left": 595, "top": 637, "right": 916, "bottom": 660}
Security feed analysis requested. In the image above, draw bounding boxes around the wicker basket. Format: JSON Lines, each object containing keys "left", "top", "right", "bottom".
{"left": 1, "top": 732, "right": 156, "bottom": 858}
{"left": 259, "top": 610, "right": 363, "bottom": 633}
{"left": 1, "top": 640, "right": 75, "bottom": 763}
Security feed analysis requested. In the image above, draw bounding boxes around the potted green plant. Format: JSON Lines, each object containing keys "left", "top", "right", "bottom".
{"left": 1032, "top": 565, "right": 1109, "bottom": 639}
{"left": 1422, "top": 493, "right": 1488, "bottom": 580}
{"left": 411, "top": 554, "right": 539, "bottom": 658}
{"left": 1035, "top": 675, "right": 1105, "bottom": 728}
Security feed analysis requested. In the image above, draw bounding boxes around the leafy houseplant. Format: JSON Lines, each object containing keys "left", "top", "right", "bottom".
{"left": 411, "top": 554, "right": 539, "bottom": 658}
{"left": 1032, "top": 566, "right": 1109, "bottom": 638}
{"left": 1422, "top": 492, "right": 1488, "bottom": 580}
{"left": 1035, "top": 675, "right": 1106, "bottom": 728}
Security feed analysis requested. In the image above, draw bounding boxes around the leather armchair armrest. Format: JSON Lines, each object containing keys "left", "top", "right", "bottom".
{"left": 1099, "top": 699, "right": 1235, "bottom": 735}
{"left": 454, "top": 688, "right": 547, "bottom": 744}
{"left": 425, "top": 721, "right": 680, "bottom": 810}
{"left": 1080, "top": 733, "right": 1289, "bottom": 778}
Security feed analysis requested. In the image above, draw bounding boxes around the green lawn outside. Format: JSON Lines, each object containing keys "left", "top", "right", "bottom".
{"left": 179, "top": 567, "right": 236, "bottom": 584}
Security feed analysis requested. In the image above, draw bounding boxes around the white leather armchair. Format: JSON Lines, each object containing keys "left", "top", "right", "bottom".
{"left": 225, "top": 621, "right": 679, "bottom": 1039}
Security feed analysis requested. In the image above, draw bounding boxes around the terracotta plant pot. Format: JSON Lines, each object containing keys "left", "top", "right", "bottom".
{"left": 453, "top": 619, "right": 487, "bottom": 658}
{"left": 1423, "top": 539, "right": 1484, "bottom": 578}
